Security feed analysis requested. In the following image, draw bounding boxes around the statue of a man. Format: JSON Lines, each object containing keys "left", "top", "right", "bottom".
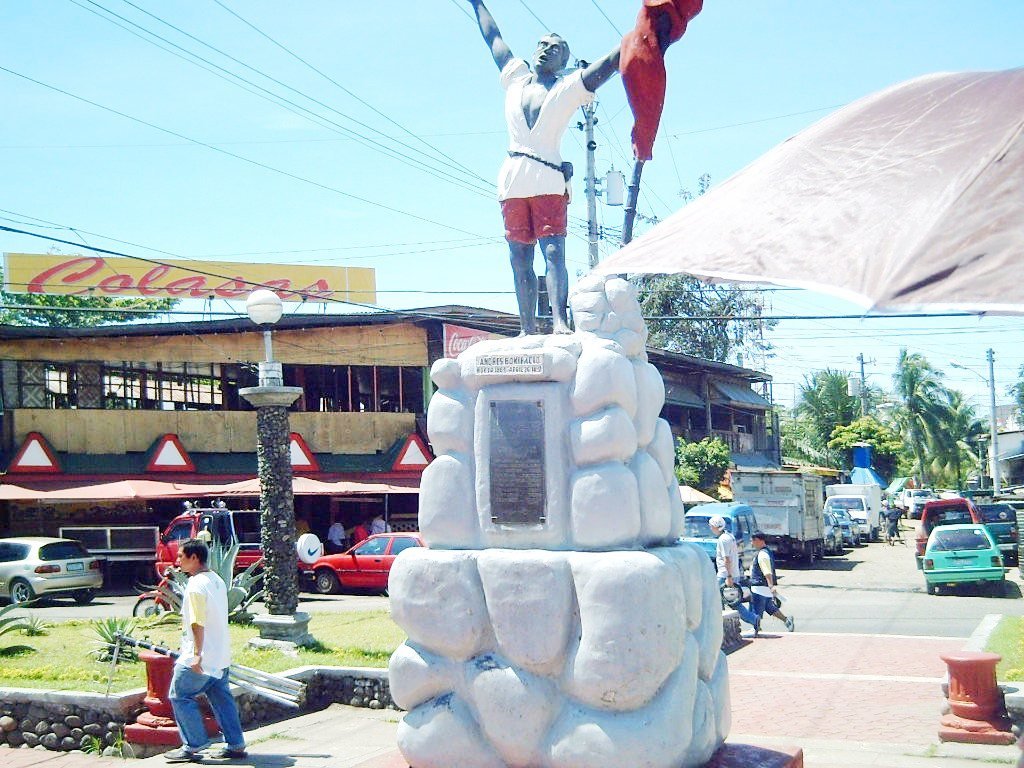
{"left": 466, "top": 0, "right": 620, "bottom": 334}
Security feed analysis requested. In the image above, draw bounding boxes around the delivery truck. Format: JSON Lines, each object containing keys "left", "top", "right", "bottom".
{"left": 824, "top": 483, "right": 883, "bottom": 541}
{"left": 730, "top": 469, "right": 825, "bottom": 562}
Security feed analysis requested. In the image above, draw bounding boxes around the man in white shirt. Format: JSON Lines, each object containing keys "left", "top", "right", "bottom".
{"left": 465, "top": 0, "right": 619, "bottom": 335}
{"left": 164, "top": 539, "right": 247, "bottom": 763}
{"left": 327, "top": 518, "right": 348, "bottom": 554}
{"left": 710, "top": 515, "right": 739, "bottom": 589}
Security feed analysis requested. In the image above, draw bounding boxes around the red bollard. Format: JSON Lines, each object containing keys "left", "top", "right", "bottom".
{"left": 125, "top": 650, "right": 220, "bottom": 749}
{"left": 939, "top": 651, "right": 1014, "bottom": 745}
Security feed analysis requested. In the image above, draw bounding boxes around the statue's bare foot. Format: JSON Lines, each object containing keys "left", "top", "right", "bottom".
{"left": 552, "top": 320, "right": 572, "bottom": 335}
{"left": 519, "top": 327, "right": 539, "bottom": 337}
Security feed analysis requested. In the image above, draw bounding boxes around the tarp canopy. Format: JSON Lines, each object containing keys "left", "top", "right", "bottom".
{"left": 679, "top": 485, "right": 717, "bottom": 504}
{"left": 595, "top": 67, "right": 1024, "bottom": 315}
{"left": 850, "top": 466, "right": 887, "bottom": 488}
{"left": 0, "top": 477, "right": 419, "bottom": 502}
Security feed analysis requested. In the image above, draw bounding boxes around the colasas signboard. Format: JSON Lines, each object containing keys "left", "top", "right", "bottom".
{"left": 2, "top": 253, "right": 376, "bottom": 304}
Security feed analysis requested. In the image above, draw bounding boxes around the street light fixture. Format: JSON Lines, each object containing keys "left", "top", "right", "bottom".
{"left": 950, "top": 349, "right": 1000, "bottom": 495}
{"left": 239, "top": 289, "right": 313, "bottom": 648}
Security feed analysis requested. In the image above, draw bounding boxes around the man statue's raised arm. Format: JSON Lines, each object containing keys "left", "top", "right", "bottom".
{"left": 466, "top": 0, "right": 514, "bottom": 71}
{"left": 581, "top": 47, "right": 621, "bottom": 92}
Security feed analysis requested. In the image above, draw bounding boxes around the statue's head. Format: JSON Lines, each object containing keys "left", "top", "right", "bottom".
{"left": 534, "top": 33, "right": 570, "bottom": 75}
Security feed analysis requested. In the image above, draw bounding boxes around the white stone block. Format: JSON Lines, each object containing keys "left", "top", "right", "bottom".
{"left": 604, "top": 278, "right": 636, "bottom": 314}
{"left": 388, "top": 642, "right": 455, "bottom": 711}
{"left": 565, "top": 551, "right": 685, "bottom": 710}
{"left": 466, "top": 654, "right": 559, "bottom": 767}
{"left": 667, "top": 479, "right": 686, "bottom": 540}
{"left": 600, "top": 310, "right": 623, "bottom": 333}
{"left": 612, "top": 328, "right": 645, "bottom": 357}
{"left": 572, "top": 272, "right": 606, "bottom": 295}
{"left": 547, "top": 347, "right": 578, "bottom": 382}
{"left": 571, "top": 407, "right": 638, "bottom": 467}
{"left": 683, "top": 681, "right": 718, "bottom": 767}
{"left": 573, "top": 310, "right": 603, "bottom": 332}
{"left": 693, "top": 557, "right": 724, "bottom": 681}
{"left": 398, "top": 693, "right": 505, "bottom": 768}
{"left": 426, "top": 390, "right": 473, "bottom": 456}
{"left": 633, "top": 360, "right": 666, "bottom": 447}
{"left": 389, "top": 549, "right": 491, "bottom": 661}
{"left": 709, "top": 650, "right": 732, "bottom": 744}
{"left": 548, "top": 646, "right": 699, "bottom": 768}
{"left": 418, "top": 454, "right": 480, "bottom": 548}
{"left": 569, "top": 290, "right": 609, "bottom": 316}
{"left": 430, "top": 357, "right": 463, "bottom": 390}
{"left": 477, "top": 550, "right": 573, "bottom": 676}
{"left": 572, "top": 346, "right": 637, "bottom": 418}
{"left": 570, "top": 464, "right": 641, "bottom": 548}
{"left": 649, "top": 418, "right": 677, "bottom": 486}
{"left": 632, "top": 452, "right": 672, "bottom": 544}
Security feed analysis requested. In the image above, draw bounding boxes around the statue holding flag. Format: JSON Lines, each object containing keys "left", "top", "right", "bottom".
{"left": 464, "top": 0, "right": 619, "bottom": 335}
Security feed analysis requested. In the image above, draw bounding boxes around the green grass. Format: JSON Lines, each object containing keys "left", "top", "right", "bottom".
{"left": 985, "top": 615, "right": 1024, "bottom": 680}
{"left": 0, "top": 610, "right": 405, "bottom": 693}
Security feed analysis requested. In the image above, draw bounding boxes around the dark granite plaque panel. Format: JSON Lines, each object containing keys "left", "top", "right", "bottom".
{"left": 489, "top": 400, "right": 546, "bottom": 525}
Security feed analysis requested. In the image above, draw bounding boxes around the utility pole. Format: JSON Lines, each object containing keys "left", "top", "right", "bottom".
{"left": 857, "top": 353, "right": 868, "bottom": 417}
{"left": 580, "top": 101, "right": 600, "bottom": 269}
{"left": 988, "top": 348, "right": 1000, "bottom": 495}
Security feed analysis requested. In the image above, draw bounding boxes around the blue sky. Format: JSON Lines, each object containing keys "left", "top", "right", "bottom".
{"left": 2, "top": 1, "right": 1023, "bottom": 411}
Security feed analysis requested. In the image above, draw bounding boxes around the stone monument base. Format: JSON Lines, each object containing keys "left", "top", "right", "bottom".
{"left": 250, "top": 612, "right": 315, "bottom": 650}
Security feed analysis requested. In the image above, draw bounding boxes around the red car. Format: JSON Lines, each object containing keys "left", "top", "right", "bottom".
{"left": 915, "top": 498, "right": 981, "bottom": 557}
{"left": 306, "top": 532, "right": 424, "bottom": 594}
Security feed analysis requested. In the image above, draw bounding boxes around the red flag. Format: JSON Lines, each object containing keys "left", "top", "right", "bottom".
{"left": 621, "top": 0, "right": 703, "bottom": 161}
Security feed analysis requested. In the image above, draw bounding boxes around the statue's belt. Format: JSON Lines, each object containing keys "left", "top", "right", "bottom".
{"left": 508, "top": 151, "right": 573, "bottom": 181}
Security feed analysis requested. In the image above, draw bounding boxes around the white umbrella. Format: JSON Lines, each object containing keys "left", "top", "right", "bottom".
{"left": 596, "top": 67, "right": 1024, "bottom": 314}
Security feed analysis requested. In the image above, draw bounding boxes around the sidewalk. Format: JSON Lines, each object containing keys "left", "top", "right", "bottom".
{"left": 3, "top": 631, "right": 1020, "bottom": 768}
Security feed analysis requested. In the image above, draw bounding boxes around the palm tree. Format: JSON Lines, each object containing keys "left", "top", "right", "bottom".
{"left": 794, "top": 369, "right": 860, "bottom": 465}
{"left": 891, "top": 349, "right": 946, "bottom": 486}
{"left": 928, "top": 390, "right": 986, "bottom": 490}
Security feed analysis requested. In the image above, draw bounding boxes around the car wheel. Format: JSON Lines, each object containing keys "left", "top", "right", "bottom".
{"left": 73, "top": 589, "right": 96, "bottom": 605}
{"left": 9, "top": 579, "right": 35, "bottom": 604}
{"left": 315, "top": 569, "right": 341, "bottom": 595}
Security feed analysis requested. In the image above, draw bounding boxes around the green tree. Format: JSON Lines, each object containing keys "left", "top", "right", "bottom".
{"left": 793, "top": 369, "right": 860, "bottom": 466}
{"left": 927, "top": 389, "right": 986, "bottom": 490}
{"left": 1010, "top": 364, "right": 1024, "bottom": 424}
{"left": 0, "top": 267, "right": 176, "bottom": 327}
{"left": 779, "top": 409, "right": 831, "bottom": 466}
{"left": 827, "top": 416, "right": 904, "bottom": 480}
{"left": 675, "top": 436, "right": 731, "bottom": 496}
{"left": 891, "top": 349, "right": 946, "bottom": 487}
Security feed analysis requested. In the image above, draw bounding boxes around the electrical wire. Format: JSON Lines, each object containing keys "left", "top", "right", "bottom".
{"left": 0, "top": 65, "right": 492, "bottom": 240}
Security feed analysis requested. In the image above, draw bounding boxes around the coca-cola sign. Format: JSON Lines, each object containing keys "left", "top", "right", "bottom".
{"left": 444, "top": 323, "right": 498, "bottom": 358}
{"left": 3, "top": 253, "right": 375, "bottom": 304}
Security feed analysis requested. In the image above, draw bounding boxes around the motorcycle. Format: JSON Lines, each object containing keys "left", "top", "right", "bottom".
{"left": 132, "top": 567, "right": 184, "bottom": 618}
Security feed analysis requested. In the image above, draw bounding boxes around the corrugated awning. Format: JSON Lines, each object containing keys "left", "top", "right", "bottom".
{"left": 664, "top": 382, "right": 705, "bottom": 408}
{"left": 711, "top": 381, "right": 772, "bottom": 409}
{"left": 0, "top": 476, "right": 419, "bottom": 501}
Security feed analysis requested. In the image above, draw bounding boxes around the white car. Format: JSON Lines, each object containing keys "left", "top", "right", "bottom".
{"left": 0, "top": 537, "right": 103, "bottom": 604}
{"left": 905, "top": 489, "right": 938, "bottom": 520}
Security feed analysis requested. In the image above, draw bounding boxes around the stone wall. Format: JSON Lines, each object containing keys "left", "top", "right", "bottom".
{"left": 0, "top": 689, "right": 143, "bottom": 754}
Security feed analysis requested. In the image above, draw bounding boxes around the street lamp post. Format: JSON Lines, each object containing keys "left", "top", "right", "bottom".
{"left": 951, "top": 350, "right": 1000, "bottom": 495}
{"left": 239, "top": 289, "right": 314, "bottom": 648}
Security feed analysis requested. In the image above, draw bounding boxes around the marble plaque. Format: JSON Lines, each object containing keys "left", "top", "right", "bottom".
{"left": 489, "top": 400, "right": 546, "bottom": 525}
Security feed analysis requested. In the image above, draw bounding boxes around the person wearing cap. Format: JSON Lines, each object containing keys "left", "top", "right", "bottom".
{"left": 749, "top": 530, "right": 795, "bottom": 633}
{"left": 708, "top": 515, "right": 740, "bottom": 589}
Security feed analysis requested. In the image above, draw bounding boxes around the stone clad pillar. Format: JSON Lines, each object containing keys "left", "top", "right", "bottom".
{"left": 240, "top": 380, "right": 313, "bottom": 648}
{"left": 388, "top": 275, "right": 730, "bottom": 768}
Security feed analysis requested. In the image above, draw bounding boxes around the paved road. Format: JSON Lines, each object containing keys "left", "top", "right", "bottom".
{"left": 775, "top": 525, "right": 1024, "bottom": 637}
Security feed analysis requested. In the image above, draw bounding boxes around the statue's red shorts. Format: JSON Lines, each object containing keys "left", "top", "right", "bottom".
{"left": 500, "top": 194, "right": 568, "bottom": 244}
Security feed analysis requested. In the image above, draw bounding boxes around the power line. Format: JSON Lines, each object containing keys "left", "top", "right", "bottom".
{"left": 0, "top": 65, "right": 491, "bottom": 239}
{"left": 209, "top": 0, "right": 491, "bottom": 187}
{"left": 70, "top": 0, "right": 495, "bottom": 199}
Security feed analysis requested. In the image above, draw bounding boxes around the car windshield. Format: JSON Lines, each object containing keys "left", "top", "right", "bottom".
{"left": 833, "top": 510, "right": 852, "bottom": 524}
{"left": 930, "top": 528, "right": 991, "bottom": 552}
{"left": 912, "top": 490, "right": 933, "bottom": 498}
{"left": 39, "top": 541, "right": 89, "bottom": 560}
{"left": 978, "top": 504, "right": 1014, "bottom": 524}
{"left": 827, "top": 498, "right": 864, "bottom": 511}
{"left": 923, "top": 507, "right": 974, "bottom": 534}
{"left": 683, "top": 516, "right": 727, "bottom": 537}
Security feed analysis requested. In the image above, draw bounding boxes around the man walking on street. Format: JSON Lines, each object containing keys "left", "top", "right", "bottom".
{"left": 164, "top": 539, "right": 247, "bottom": 763}
{"left": 711, "top": 516, "right": 761, "bottom": 634}
{"left": 749, "top": 530, "right": 796, "bottom": 634}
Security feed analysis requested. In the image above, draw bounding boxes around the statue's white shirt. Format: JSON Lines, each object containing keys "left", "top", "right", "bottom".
{"left": 498, "top": 58, "right": 593, "bottom": 201}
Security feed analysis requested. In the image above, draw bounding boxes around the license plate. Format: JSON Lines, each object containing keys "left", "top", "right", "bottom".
{"left": 949, "top": 557, "right": 975, "bottom": 565}
{"left": 66, "top": 562, "right": 84, "bottom": 572}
